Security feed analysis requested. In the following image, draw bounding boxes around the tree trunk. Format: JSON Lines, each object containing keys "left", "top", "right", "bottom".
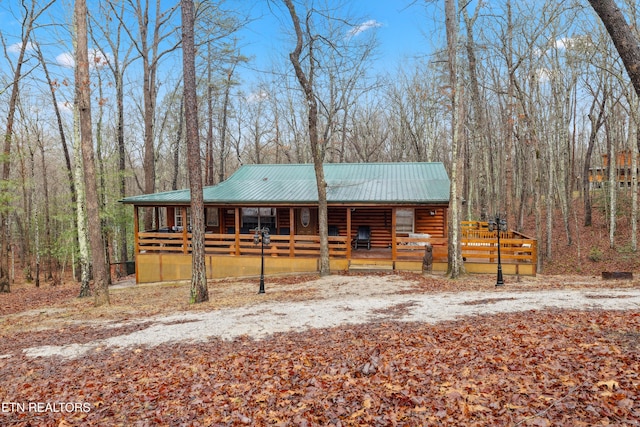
{"left": 445, "top": 0, "right": 465, "bottom": 278}
{"left": 205, "top": 40, "right": 215, "bottom": 186}
{"left": 0, "top": 16, "right": 29, "bottom": 292}
{"left": 588, "top": 0, "right": 640, "bottom": 98}
{"left": 632, "top": 120, "right": 638, "bottom": 251}
{"left": 545, "top": 145, "right": 554, "bottom": 259}
{"left": 284, "top": 0, "right": 330, "bottom": 276}
{"left": 91, "top": 0, "right": 132, "bottom": 273}
{"left": 606, "top": 115, "right": 617, "bottom": 249}
{"left": 32, "top": 148, "right": 40, "bottom": 288}
{"left": 36, "top": 44, "right": 78, "bottom": 279}
{"left": 135, "top": 0, "right": 163, "bottom": 230}
{"left": 219, "top": 64, "right": 235, "bottom": 183}
{"left": 14, "top": 141, "right": 32, "bottom": 284}
{"left": 463, "top": 5, "right": 490, "bottom": 220}
{"left": 115, "top": 59, "right": 128, "bottom": 270}
{"left": 504, "top": 0, "right": 515, "bottom": 221}
{"left": 75, "top": 0, "right": 110, "bottom": 306}
{"left": 583, "top": 89, "right": 606, "bottom": 226}
{"left": 73, "top": 108, "right": 91, "bottom": 297}
{"left": 38, "top": 138, "right": 53, "bottom": 281}
{"left": 182, "top": 0, "right": 208, "bottom": 303}
{"left": 172, "top": 96, "right": 184, "bottom": 191}
{"left": 95, "top": 70, "right": 111, "bottom": 283}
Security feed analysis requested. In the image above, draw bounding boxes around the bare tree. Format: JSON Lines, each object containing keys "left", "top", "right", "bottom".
{"left": 348, "top": 95, "right": 389, "bottom": 162}
{"left": 385, "top": 64, "right": 444, "bottom": 163}
{"left": 75, "top": 0, "right": 110, "bottom": 306}
{"left": 605, "top": 98, "right": 617, "bottom": 249}
{"left": 217, "top": 58, "right": 237, "bottom": 183}
{"left": 283, "top": 0, "right": 330, "bottom": 276}
{"left": 463, "top": 4, "right": 491, "bottom": 221}
{"left": 34, "top": 44, "right": 80, "bottom": 280}
{"left": 444, "top": 0, "right": 465, "bottom": 278}
{"left": 205, "top": 40, "right": 217, "bottom": 186}
{"left": 182, "top": 0, "right": 208, "bottom": 303}
{"left": 91, "top": 0, "right": 136, "bottom": 270}
{"left": 72, "top": 100, "right": 91, "bottom": 297}
{"left": 121, "top": 0, "right": 180, "bottom": 230}
{"left": 171, "top": 93, "right": 184, "bottom": 191}
{"left": 583, "top": 84, "right": 606, "bottom": 226}
{"left": 245, "top": 91, "right": 271, "bottom": 164}
{"left": 0, "top": 0, "right": 55, "bottom": 293}
{"left": 632, "top": 113, "right": 638, "bottom": 251}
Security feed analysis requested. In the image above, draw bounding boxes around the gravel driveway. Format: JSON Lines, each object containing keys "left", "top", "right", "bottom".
{"left": 23, "top": 274, "right": 640, "bottom": 359}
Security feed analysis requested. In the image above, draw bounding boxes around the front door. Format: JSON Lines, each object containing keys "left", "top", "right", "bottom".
{"left": 296, "top": 207, "right": 317, "bottom": 235}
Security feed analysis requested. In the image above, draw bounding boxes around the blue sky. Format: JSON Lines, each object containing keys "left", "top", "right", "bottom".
{"left": 0, "top": 0, "right": 445, "bottom": 106}
{"left": 232, "top": 0, "right": 444, "bottom": 84}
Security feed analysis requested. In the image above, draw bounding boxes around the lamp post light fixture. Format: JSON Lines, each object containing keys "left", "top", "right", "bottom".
{"left": 253, "top": 226, "right": 270, "bottom": 294}
{"left": 487, "top": 215, "right": 507, "bottom": 286}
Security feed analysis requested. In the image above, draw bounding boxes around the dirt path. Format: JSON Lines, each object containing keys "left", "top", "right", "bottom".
{"left": 21, "top": 274, "right": 640, "bottom": 359}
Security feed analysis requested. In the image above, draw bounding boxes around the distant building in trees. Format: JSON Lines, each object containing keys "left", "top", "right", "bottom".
{"left": 588, "top": 150, "right": 639, "bottom": 189}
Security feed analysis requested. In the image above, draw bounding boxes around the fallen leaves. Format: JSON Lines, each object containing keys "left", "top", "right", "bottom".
{"left": 2, "top": 273, "right": 640, "bottom": 425}
{"left": 0, "top": 309, "right": 638, "bottom": 425}
{"left": 0, "top": 281, "right": 78, "bottom": 316}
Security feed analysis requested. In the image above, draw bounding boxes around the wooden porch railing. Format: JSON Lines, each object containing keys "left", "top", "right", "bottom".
{"left": 461, "top": 221, "right": 537, "bottom": 266}
{"left": 395, "top": 236, "right": 448, "bottom": 262}
{"left": 138, "top": 231, "right": 188, "bottom": 253}
{"left": 137, "top": 231, "right": 349, "bottom": 257}
{"left": 205, "top": 233, "right": 349, "bottom": 257}
{"left": 137, "top": 221, "right": 536, "bottom": 266}
{"left": 393, "top": 222, "right": 536, "bottom": 266}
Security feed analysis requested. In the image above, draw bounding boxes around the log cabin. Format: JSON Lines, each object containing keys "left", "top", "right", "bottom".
{"left": 588, "top": 150, "right": 640, "bottom": 189}
{"left": 121, "top": 162, "right": 536, "bottom": 283}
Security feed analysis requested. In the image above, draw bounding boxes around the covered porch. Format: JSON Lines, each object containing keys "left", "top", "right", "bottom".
{"left": 131, "top": 204, "right": 536, "bottom": 283}
{"left": 131, "top": 203, "right": 451, "bottom": 282}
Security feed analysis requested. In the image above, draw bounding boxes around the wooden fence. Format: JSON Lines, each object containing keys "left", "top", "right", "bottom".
{"left": 137, "top": 231, "right": 349, "bottom": 258}
{"left": 137, "top": 221, "right": 536, "bottom": 267}
{"left": 391, "top": 221, "right": 536, "bottom": 267}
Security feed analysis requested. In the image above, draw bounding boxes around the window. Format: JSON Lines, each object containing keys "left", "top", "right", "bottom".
{"left": 175, "top": 207, "right": 191, "bottom": 229}
{"left": 396, "top": 208, "right": 414, "bottom": 234}
{"left": 242, "top": 207, "right": 276, "bottom": 231}
{"left": 206, "top": 208, "right": 219, "bottom": 226}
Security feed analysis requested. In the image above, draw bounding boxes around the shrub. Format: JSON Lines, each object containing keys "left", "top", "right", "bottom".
{"left": 588, "top": 247, "right": 603, "bottom": 262}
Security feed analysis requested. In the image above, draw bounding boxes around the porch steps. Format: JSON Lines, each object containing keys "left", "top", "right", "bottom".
{"left": 348, "top": 259, "right": 394, "bottom": 272}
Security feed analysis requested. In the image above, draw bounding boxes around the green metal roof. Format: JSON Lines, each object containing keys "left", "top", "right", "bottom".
{"left": 120, "top": 162, "right": 450, "bottom": 205}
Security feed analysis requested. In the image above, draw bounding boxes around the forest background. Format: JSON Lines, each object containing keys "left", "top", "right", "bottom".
{"left": 1, "top": 0, "right": 640, "bottom": 295}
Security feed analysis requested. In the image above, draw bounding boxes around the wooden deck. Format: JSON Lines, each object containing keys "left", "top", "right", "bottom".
{"left": 133, "top": 221, "right": 536, "bottom": 282}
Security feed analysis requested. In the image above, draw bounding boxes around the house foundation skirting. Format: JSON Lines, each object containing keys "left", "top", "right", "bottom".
{"left": 133, "top": 253, "right": 533, "bottom": 284}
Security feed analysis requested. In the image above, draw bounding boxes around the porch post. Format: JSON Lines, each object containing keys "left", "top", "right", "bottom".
{"left": 182, "top": 206, "right": 189, "bottom": 254}
{"left": 133, "top": 206, "right": 140, "bottom": 284}
{"left": 234, "top": 207, "right": 240, "bottom": 255}
{"left": 289, "top": 207, "right": 295, "bottom": 257}
{"left": 444, "top": 207, "right": 449, "bottom": 238}
{"left": 346, "top": 207, "right": 352, "bottom": 260}
{"left": 133, "top": 206, "right": 140, "bottom": 254}
{"left": 391, "top": 207, "right": 397, "bottom": 261}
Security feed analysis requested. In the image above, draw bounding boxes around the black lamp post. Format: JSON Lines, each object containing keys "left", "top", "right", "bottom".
{"left": 253, "top": 226, "right": 270, "bottom": 294}
{"left": 487, "top": 215, "right": 507, "bottom": 286}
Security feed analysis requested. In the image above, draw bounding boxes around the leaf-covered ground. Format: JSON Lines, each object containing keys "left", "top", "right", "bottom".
{"left": 1, "top": 273, "right": 640, "bottom": 426}
{"left": 1, "top": 309, "right": 639, "bottom": 426}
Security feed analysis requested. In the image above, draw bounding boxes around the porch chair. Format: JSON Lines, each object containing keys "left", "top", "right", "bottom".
{"left": 354, "top": 225, "right": 371, "bottom": 250}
